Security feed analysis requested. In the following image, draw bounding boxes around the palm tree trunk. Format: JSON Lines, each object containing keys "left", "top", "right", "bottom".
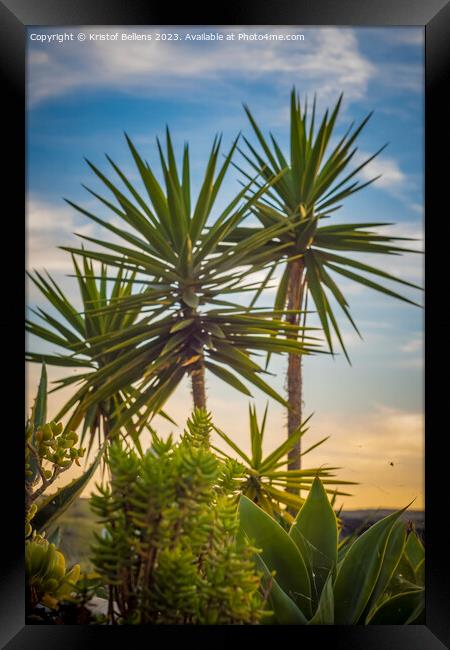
{"left": 285, "top": 258, "right": 306, "bottom": 472}
{"left": 191, "top": 358, "right": 207, "bottom": 410}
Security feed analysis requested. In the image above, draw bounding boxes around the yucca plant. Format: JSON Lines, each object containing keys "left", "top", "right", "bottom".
{"left": 26, "top": 257, "right": 162, "bottom": 454}
{"left": 233, "top": 89, "right": 422, "bottom": 470}
{"left": 239, "top": 477, "right": 424, "bottom": 625}
{"left": 212, "top": 404, "right": 355, "bottom": 523}
{"left": 59, "top": 130, "right": 321, "bottom": 434}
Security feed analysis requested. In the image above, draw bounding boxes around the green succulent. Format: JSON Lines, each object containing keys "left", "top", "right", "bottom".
{"left": 90, "top": 409, "right": 266, "bottom": 625}
{"left": 26, "top": 364, "right": 101, "bottom": 537}
{"left": 239, "top": 476, "right": 424, "bottom": 624}
{"left": 26, "top": 537, "right": 80, "bottom": 610}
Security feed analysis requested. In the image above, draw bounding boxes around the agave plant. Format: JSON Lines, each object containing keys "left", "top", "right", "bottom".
{"left": 26, "top": 257, "right": 162, "bottom": 453}
{"left": 233, "top": 89, "right": 422, "bottom": 469}
{"left": 59, "top": 129, "right": 321, "bottom": 434}
{"left": 212, "top": 404, "right": 355, "bottom": 523}
{"left": 239, "top": 477, "right": 424, "bottom": 625}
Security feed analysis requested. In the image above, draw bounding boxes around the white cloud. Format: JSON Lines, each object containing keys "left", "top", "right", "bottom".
{"left": 356, "top": 150, "right": 406, "bottom": 190}
{"left": 376, "top": 29, "right": 424, "bottom": 48}
{"left": 409, "top": 202, "right": 424, "bottom": 216}
{"left": 400, "top": 332, "right": 423, "bottom": 354}
{"left": 374, "top": 62, "right": 423, "bottom": 95}
{"left": 26, "top": 196, "right": 94, "bottom": 273}
{"left": 27, "top": 27, "right": 376, "bottom": 107}
{"left": 377, "top": 220, "right": 423, "bottom": 248}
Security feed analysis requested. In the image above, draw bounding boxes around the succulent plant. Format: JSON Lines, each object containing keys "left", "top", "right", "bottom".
{"left": 239, "top": 476, "right": 424, "bottom": 625}
{"left": 26, "top": 537, "right": 80, "bottom": 610}
{"left": 90, "top": 409, "right": 266, "bottom": 625}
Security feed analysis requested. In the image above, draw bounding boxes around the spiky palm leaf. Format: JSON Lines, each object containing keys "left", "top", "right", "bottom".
{"left": 212, "top": 404, "right": 356, "bottom": 524}
{"left": 26, "top": 257, "right": 166, "bottom": 454}
{"left": 233, "top": 89, "right": 423, "bottom": 359}
{"left": 58, "top": 130, "right": 322, "bottom": 433}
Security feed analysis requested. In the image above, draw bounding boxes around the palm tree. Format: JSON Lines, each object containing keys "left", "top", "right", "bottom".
{"left": 26, "top": 257, "right": 164, "bottom": 455}
{"left": 58, "top": 129, "right": 321, "bottom": 434}
{"left": 234, "top": 89, "right": 422, "bottom": 471}
{"left": 212, "top": 404, "right": 355, "bottom": 524}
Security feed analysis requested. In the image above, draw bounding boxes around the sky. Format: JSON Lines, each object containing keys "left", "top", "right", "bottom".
{"left": 26, "top": 26, "right": 424, "bottom": 509}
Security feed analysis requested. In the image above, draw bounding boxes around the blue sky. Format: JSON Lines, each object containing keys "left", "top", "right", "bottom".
{"left": 26, "top": 26, "right": 424, "bottom": 508}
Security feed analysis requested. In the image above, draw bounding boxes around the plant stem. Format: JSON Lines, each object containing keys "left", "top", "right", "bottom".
{"left": 191, "top": 357, "right": 207, "bottom": 410}
{"left": 285, "top": 258, "right": 305, "bottom": 473}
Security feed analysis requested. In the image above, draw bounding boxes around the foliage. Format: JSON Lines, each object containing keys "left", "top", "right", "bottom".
{"left": 236, "top": 89, "right": 422, "bottom": 359}
{"left": 26, "top": 259, "right": 173, "bottom": 454}
{"left": 213, "top": 404, "right": 355, "bottom": 523}
{"left": 239, "top": 477, "right": 424, "bottom": 624}
{"left": 58, "top": 130, "right": 321, "bottom": 430}
{"left": 89, "top": 409, "right": 266, "bottom": 624}
{"left": 24, "top": 94, "right": 424, "bottom": 628}
{"left": 25, "top": 365, "right": 96, "bottom": 536}
{"left": 32, "top": 450, "right": 102, "bottom": 536}
{"left": 26, "top": 537, "right": 81, "bottom": 610}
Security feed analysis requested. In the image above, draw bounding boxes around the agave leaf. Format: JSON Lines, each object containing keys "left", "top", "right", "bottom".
{"left": 404, "top": 529, "right": 425, "bottom": 571}
{"left": 415, "top": 558, "right": 425, "bottom": 587}
{"left": 255, "top": 553, "right": 308, "bottom": 625}
{"left": 387, "top": 552, "right": 418, "bottom": 596}
{"left": 307, "top": 572, "right": 334, "bottom": 625}
{"left": 289, "top": 477, "right": 338, "bottom": 606}
{"left": 333, "top": 506, "right": 409, "bottom": 624}
{"left": 239, "top": 495, "right": 311, "bottom": 617}
{"left": 366, "top": 589, "right": 424, "bottom": 625}
{"left": 360, "top": 517, "right": 406, "bottom": 623}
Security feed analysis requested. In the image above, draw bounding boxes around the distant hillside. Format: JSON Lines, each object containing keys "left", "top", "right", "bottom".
{"left": 340, "top": 509, "right": 425, "bottom": 542}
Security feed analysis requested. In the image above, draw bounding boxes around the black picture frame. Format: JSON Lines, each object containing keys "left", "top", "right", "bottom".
{"left": 2, "top": 0, "right": 448, "bottom": 647}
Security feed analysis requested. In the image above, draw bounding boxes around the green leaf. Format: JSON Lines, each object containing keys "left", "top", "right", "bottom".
{"left": 307, "top": 573, "right": 334, "bottom": 625}
{"left": 32, "top": 363, "right": 47, "bottom": 431}
{"left": 182, "top": 286, "right": 199, "bottom": 309}
{"left": 333, "top": 506, "right": 408, "bottom": 624}
{"left": 289, "top": 477, "right": 338, "bottom": 605}
{"left": 387, "top": 552, "right": 418, "bottom": 596}
{"left": 259, "top": 418, "right": 311, "bottom": 473}
{"left": 47, "top": 526, "right": 61, "bottom": 546}
{"left": 205, "top": 361, "right": 253, "bottom": 397}
{"left": 326, "top": 263, "right": 422, "bottom": 308}
{"left": 213, "top": 425, "right": 253, "bottom": 466}
{"left": 404, "top": 530, "right": 425, "bottom": 571}
{"left": 366, "top": 589, "right": 424, "bottom": 625}
{"left": 169, "top": 318, "right": 195, "bottom": 333}
{"left": 33, "top": 445, "right": 104, "bottom": 533}
{"left": 239, "top": 495, "right": 311, "bottom": 616}
{"left": 415, "top": 558, "right": 425, "bottom": 587}
{"left": 255, "top": 553, "right": 308, "bottom": 625}
{"left": 26, "top": 364, "right": 48, "bottom": 486}
{"left": 360, "top": 517, "right": 406, "bottom": 623}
